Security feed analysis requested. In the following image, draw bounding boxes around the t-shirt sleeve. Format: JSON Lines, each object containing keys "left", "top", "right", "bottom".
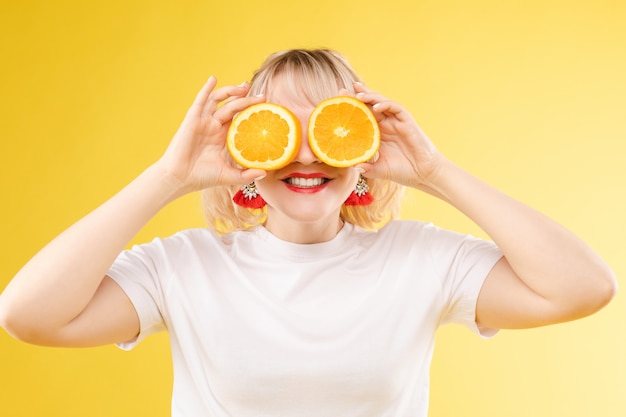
{"left": 107, "top": 240, "right": 168, "bottom": 350}
{"left": 426, "top": 225, "right": 503, "bottom": 337}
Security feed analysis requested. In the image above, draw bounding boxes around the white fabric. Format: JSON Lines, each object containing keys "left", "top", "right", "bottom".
{"left": 107, "top": 220, "right": 502, "bottom": 417}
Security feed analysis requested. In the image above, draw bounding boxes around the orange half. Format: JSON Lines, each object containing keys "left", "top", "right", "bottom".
{"left": 308, "top": 96, "right": 380, "bottom": 167}
{"left": 227, "top": 102, "right": 301, "bottom": 170}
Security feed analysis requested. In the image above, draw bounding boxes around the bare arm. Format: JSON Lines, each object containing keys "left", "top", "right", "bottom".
{"left": 0, "top": 77, "right": 266, "bottom": 347}
{"left": 354, "top": 83, "right": 617, "bottom": 329}
{"left": 0, "top": 166, "right": 181, "bottom": 346}
{"left": 425, "top": 159, "right": 617, "bottom": 328}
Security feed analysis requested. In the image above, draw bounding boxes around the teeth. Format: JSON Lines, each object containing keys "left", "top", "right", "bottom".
{"left": 286, "top": 177, "right": 326, "bottom": 187}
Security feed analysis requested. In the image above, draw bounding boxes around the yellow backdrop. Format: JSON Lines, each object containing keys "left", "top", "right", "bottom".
{"left": 1, "top": 1, "right": 624, "bottom": 416}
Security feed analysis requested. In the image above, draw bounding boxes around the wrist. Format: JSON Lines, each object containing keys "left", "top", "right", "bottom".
{"left": 411, "top": 153, "right": 456, "bottom": 198}
{"left": 140, "top": 163, "right": 190, "bottom": 206}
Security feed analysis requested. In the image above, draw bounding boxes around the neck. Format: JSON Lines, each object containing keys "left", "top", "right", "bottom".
{"left": 263, "top": 212, "right": 344, "bottom": 244}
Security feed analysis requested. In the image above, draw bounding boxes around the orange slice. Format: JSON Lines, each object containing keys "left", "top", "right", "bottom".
{"left": 227, "top": 102, "right": 301, "bottom": 170}
{"left": 308, "top": 96, "right": 380, "bottom": 167}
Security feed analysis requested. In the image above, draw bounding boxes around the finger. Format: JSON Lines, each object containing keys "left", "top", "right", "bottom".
{"left": 204, "top": 82, "right": 251, "bottom": 118}
{"left": 357, "top": 92, "right": 409, "bottom": 121}
{"left": 353, "top": 163, "right": 370, "bottom": 176}
{"left": 240, "top": 169, "right": 267, "bottom": 184}
{"left": 353, "top": 92, "right": 385, "bottom": 122}
{"left": 371, "top": 100, "right": 404, "bottom": 116}
{"left": 355, "top": 90, "right": 391, "bottom": 106}
{"left": 189, "top": 75, "right": 218, "bottom": 113}
{"left": 353, "top": 83, "right": 395, "bottom": 109}
{"left": 353, "top": 81, "right": 370, "bottom": 94}
{"left": 223, "top": 167, "right": 268, "bottom": 186}
{"left": 337, "top": 87, "right": 355, "bottom": 97}
{"left": 353, "top": 83, "right": 381, "bottom": 104}
{"left": 213, "top": 94, "right": 266, "bottom": 125}
{"left": 353, "top": 162, "right": 383, "bottom": 180}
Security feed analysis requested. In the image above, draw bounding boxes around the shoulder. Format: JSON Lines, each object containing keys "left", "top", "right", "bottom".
{"left": 375, "top": 219, "right": 433, "bottom": 235}
{"left": 124, "top": 228, "right": 226, "bottom": 260}
{"left": 367, "top": 220, "right": 446, "bottom": 247}
{"left": 147, "top": 228, "right": 215, "bottom": 248}
{"left": 136, "top": 227, "right": 268, "bottom": 260}
{"left": 344, "top": 220, "right": 437, "bottom": 262}
{"left": 111, "top": 228, "right": 246, "bottom": 283}
{"left": 367, "top": 220, "right": 499, "bottom": 261}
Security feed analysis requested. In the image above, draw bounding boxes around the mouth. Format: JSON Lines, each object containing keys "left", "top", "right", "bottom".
{"left": 283, "top": 177, "right": 329, "bottom": 187}
{"left": 282, "top": 173, "right": 331, "bottom": 192}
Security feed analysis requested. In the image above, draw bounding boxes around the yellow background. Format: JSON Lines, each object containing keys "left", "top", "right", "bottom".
{"left": 1, "top": 0, "right": 624, "bottom": 416}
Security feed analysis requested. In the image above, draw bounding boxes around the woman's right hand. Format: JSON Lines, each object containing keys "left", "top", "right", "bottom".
{"left": 157, "top": 76, "right": 267, "bottom": 196}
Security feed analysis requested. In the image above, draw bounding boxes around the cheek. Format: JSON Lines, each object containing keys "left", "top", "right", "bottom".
{"left": 335, "top": 171, "right": 361, "bottom": 200}
{"left": 254, "top": 177, "right": 280, "bottom": 197}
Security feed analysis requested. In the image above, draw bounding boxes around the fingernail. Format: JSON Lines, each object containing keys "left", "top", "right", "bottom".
{"left": 255, "top": 93, "right": 265, "bottom": 97}
{"left": 254, "top": 174, "right": 267, "bottom": 181}
{"left": 239, "top": 81, "right": 248, "bottom": 87}
{"left": 354, "top": 167, "right": 365, "bottom": 174}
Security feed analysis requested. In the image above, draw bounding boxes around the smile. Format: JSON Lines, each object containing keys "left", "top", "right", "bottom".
{"left": 284, "top": 177, "right": 329, "bottom": 188}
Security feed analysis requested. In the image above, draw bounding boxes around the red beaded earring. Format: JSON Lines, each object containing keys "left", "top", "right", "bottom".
{"left": 344, "top": 175, "right": 374, "bottom": 206}
{"left": 233, "top": 182, "right": 266, "bottom": 209}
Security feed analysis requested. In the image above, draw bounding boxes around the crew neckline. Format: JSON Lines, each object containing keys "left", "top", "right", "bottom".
{"left": 249, "top": 222, "right": 357, "bottom": 260}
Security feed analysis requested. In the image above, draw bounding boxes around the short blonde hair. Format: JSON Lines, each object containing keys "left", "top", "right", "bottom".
{"left": 202, "top": 49, "right": 404, "bottom": 234}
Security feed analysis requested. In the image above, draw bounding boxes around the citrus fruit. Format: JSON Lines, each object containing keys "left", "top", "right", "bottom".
{"left": 227, "top": 102, "right": 301, "bottom": 170}
{"left": 308, "top": 96, "right": 380, "bottom": 167}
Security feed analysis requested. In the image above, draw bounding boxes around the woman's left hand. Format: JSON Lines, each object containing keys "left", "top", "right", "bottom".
{"left": 352, "top": 83, "right": 444, "bottom": 190}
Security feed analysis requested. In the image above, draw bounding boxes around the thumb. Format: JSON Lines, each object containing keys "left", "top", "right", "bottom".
{"left": 354, "top": 163, "right": 374, "bottom": 178}
{"left": 354, "top": 161, "right": 393, "bottom": 182}
{"left": 238, "top": 169, "right": 267, "bottom": 185}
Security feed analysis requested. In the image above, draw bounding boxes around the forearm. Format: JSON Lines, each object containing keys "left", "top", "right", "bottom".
{"left": 423, "top": 158, "right": 616, "bottom": 306}
{"left": 0, "top": 163, "right": 183, "bottom": 333}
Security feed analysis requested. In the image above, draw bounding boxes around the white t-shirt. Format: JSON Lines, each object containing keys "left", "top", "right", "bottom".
{"left": 108, "top": 220, "right": 502, "bottom": 417}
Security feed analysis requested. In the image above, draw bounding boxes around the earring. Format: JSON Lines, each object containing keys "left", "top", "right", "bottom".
{"left": 344, "top": 175, "right": 374, "bottom": 206}
{"left": 233, "top": 182, "right": 266, "bottom": 209}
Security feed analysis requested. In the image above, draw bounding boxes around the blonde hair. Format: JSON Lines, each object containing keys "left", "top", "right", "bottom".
{"left": 202, "top": 49, "right": 404, "bottom": 234}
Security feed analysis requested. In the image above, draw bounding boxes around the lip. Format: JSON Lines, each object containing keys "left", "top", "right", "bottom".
{"left": 281, "top": 172, "right": 331, "bottom": 194}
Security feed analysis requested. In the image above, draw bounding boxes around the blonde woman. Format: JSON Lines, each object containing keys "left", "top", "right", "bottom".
{"left": 0, "top": 49, "right": 617, "bottom": 416}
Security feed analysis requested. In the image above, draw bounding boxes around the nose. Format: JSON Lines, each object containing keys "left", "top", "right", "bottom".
{"left": 293, "top": 130, "right": 320, "bottom": 165}
{"left": 291, "top": 108, "right": 320, "bottom": 165}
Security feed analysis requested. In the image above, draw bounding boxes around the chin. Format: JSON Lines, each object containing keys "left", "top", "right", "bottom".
{"left": 267, "top": 201, "right": 342, "bottom": 223}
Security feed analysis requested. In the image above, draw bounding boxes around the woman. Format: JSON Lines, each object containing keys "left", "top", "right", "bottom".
{"left": 0, "top": 49, "right": 617, "bottom": 416}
